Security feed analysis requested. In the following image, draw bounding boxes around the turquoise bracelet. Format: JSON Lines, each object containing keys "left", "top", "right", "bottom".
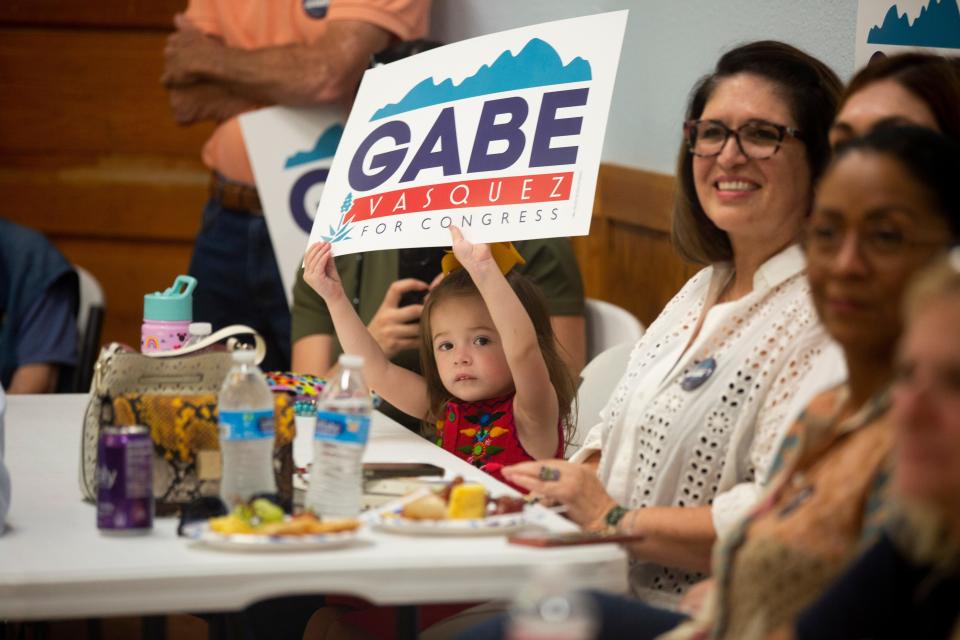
{"left": 605, "top": 505, "right": 628, "bottom": 528}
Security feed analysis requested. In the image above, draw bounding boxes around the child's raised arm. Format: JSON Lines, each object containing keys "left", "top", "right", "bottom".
{"left": 449, "top": 228, "right": 560, "bottom": 459}
{"left": 302, "top": 242, "right": 429, "bottom": 420}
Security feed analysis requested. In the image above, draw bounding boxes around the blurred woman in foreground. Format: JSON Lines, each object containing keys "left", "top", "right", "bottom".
{"left": 785, "top": 254, "right": 960, "bottom": 640}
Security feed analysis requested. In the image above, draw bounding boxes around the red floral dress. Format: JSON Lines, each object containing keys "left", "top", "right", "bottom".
{"left": 435, "top": 394, "right": 564, "bottom": 492}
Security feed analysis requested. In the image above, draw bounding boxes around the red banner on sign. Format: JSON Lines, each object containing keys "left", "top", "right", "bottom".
{"left": 346, "top": 171, "right": 574, "bottom": 222}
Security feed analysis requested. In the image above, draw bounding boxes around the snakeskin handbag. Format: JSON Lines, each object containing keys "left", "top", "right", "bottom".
{"left": 79, "top": 325, "right": 294, "bottom": 514}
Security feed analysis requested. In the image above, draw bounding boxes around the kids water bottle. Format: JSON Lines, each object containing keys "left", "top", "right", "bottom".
{"left": 141, "top": 275, "right": 197, "bottom": 353}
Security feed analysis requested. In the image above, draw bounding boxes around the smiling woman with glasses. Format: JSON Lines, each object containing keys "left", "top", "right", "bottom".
{"left": 495, "top": 41, "right": 846, "bottom": 611}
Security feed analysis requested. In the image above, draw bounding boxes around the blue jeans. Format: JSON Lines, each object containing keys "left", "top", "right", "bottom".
{"left": 457, "top": 591, "right": 688, "bottom": 640}
{"left": 188, "top": 199, "right": 291, "bottom": 372}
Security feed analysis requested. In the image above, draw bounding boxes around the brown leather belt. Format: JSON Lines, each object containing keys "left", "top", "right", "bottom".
{"left": 209, "top": 173, "right": 263, "bottom": 214}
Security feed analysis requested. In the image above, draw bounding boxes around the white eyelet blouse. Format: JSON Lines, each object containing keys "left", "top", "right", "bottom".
{"left": 572, "top": 244, "right": 846, "bottom": 608}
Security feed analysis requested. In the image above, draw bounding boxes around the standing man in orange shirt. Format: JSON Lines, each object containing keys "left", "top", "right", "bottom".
{"left": 163, "top": 0, "right": 432, "bottom": 371}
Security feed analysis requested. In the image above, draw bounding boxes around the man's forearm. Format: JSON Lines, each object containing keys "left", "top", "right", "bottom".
{"left": 8, "top": 363, "right": 59, "bottom": 394}
{"left": 194, "top": 20, "right": 391, "bottom": 107}
{"left": 168, "top": 83, "right": 259, "bottom": 125}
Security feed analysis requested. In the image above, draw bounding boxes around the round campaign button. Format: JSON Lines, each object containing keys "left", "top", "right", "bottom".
{"left": 681, "top": 357, "right": 716, "bottom": 391}
{"left": 302, "top": 0, "right": 329, "bottom": 19}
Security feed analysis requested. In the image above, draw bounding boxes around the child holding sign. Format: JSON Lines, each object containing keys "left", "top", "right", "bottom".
{"left": 303, "top": 227, "right": 575, "bottom": 484}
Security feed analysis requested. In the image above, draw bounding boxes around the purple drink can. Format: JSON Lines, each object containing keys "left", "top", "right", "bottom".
{"left": 97, "top": 425, "right": 154, "bottom": 535}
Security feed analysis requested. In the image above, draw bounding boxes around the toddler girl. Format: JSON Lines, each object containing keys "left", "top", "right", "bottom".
{"left": 303, "top": 227, "right": 575, "bottom": 483}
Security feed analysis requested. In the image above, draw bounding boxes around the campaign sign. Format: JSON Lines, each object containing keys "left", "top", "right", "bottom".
{"left": 240, "top": 106, "right": 346, "bottom": 304}
{"left": 855, "top": 0, "right": 960, "bottom": 69}
{"left": 308, "top": 11, "right": 627, "bottom": 255}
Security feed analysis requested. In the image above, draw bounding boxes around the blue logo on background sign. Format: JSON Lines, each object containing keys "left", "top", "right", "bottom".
{"left": 303, "top": 0, "right": 329, "bottom": 19}
{"left": 283, "top": 124, "right": 343, "bottom": 232}
{"left": 289, "top": 168, "right": 330, "bottom": 232}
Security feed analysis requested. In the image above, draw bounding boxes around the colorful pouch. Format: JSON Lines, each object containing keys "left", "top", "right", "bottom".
{"left": 112, "top": 393, "right": 295, "bottom": 515}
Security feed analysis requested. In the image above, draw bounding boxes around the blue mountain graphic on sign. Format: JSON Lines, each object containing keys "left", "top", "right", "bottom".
{"left": 284, "top": 124, "right": 344, "bottom": 169}
{"left": 867, "top": 0, "right": 960, "bottom": 48}
{"left": 370, "top": 38, "right": 591, "bottom": 121}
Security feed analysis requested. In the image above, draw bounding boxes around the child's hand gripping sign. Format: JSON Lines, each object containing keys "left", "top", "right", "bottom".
{"left": 306, "top": 11, "right": 627, "bottom": 257}
{"left": 303, "top": 227, "right": 578, "bottom": 489}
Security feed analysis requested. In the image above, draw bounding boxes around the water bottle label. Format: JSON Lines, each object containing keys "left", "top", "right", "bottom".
{"left": 314, "top": 411, "right": 370, "bottom": 445}
{"left": 219, "top": 409, "right": 275, "bottom": 441}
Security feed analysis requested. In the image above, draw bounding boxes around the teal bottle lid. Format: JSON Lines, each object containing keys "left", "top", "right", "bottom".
{"left": 144, "top": 275, "right": 197, "bottom": 321}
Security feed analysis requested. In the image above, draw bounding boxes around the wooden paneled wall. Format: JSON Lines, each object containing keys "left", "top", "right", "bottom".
{"left": 0, "top": 0, "right": 208, "bottom": 349}
{"left": 0, "top": 2, "right": 695, "bottom": 355}
{"left": 575, "top": 164, "right": 698, "bottom": 329}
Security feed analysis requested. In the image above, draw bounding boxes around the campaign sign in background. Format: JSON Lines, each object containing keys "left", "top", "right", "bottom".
{"left": 240, "top": 106, "right": 345, "bottom": 305}
{"left": 308, "top": 11, "right": 628, "bottom": 256}
{"left": 855, "top": 0, "right": 960, "bottom": 69}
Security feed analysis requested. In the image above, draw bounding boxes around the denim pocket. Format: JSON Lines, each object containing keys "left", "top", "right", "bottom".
{"left": 199, "top": 199, "right": 221, "bottom": 235}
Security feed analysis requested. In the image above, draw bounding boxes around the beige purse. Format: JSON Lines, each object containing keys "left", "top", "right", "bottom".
{"left": 79, "top": 326, "right": 293, "bottom": 513}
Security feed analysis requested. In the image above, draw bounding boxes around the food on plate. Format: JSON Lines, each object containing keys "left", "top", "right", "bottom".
{"left": 488, "top": 495, "right": 527, "bottom": 516}
{"left": 400, "top": 476, "right": 526, "bottom": 520}
{"left": 208, "top": 499, "right": 360, "bottom": 536}
{"left": 257, "top": 514, "right": 360, "bottom": 536}
{"left": 401, "top": 493, "right": 448, "bottom": 520}
{"left": 209, "top": 513, "right": 255, "bottom": 535}
{"left": 251, "top": 497, "right": 284, "bottom": 523}
{"left": 447, "top": 484, "right": 486, "bottom": 519}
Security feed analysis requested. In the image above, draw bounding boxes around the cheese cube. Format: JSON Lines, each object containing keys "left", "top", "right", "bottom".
{"left": 446, "top": 484, "right": 487, "bottom": 519}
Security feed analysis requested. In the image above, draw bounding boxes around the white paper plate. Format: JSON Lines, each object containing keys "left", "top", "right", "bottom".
{"left": 181, "top": 521, "right": 362, "bottom": 551}
{"left": 367, "top": 509, "right": 528, "bottom": 536}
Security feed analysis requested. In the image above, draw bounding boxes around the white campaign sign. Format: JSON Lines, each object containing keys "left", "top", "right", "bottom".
{"left": 240, "top": 106, "right": 346, "bottom": 305}
{"left": 855, "top": 0, "right": 960, "bottom": 69}
{"left": 307, "top": 11, "right": 627, "bottom": 256}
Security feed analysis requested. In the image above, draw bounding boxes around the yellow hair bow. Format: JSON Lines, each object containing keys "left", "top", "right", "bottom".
{"left": 440, "top": 241, "right": 526, "bottom": 276}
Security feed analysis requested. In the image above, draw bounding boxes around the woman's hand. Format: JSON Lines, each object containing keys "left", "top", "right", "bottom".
{"left": 303, "top": 242, "right": 345, "bottom": 303}
{"left": 502, "top": 459, "right": 618, "bottom": 530}
{"left": 450, "top": 226, "right": 495, "bottom": 274}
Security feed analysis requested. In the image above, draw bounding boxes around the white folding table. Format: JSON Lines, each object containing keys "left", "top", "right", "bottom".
{"left": 0, "top": 394, "right": 627, "bottom": 636}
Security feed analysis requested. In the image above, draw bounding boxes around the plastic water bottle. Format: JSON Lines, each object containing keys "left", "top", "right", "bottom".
{"left": 305, "top": 354, "right": 372, "bottom": 517}
{"left": 218, "top": 349, "right": 276, "bottom": 506}
{"left": 507, "top": 566, "right": 598, "bottom": 640}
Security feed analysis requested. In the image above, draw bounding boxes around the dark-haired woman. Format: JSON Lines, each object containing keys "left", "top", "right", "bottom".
{"left": 830, "top": 51, "right": 960, "bottom": 147}
{"left": 502, "top": 41, "right": 845, "bottom": 607}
